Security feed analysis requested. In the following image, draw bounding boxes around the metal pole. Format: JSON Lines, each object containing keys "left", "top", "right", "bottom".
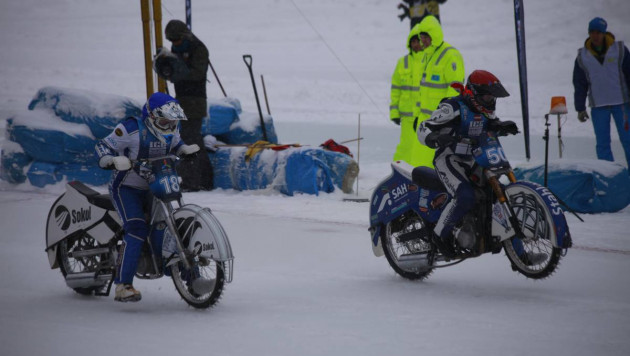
{"left": 185, "top": 0, "right": 192, "bottom": 30}
{"left": 557, "top": 114, "right": 563, "bottom": 158}
{"left": 543, "top": 114, "right": 550, "bottom": 187}
{"left": 208, "top": 58, "right": 227, "bottom": 97}
{"left": 356, "top": 114, "right": 361, "bottom": 195}
{"left": 261, "top": 75, "right": 271, "bottom": 115}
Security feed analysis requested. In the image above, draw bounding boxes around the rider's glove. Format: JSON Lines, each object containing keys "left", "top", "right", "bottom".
{"left": 391, "top": 118, "right": 401, "bottom": 126}
{"left": 578, "top": 110, "right": 589, "bottom": 122}
{"left": 177, "top": 144, "right": 200, "bottom": 158}
{"left": 99, "top": 155, "right": 131, "bottom": 171}
{"left": 489, "top": 120, "right": 519, "bottom": 136}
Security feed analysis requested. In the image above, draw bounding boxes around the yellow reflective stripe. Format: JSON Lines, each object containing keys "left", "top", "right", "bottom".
{"left": 399, "top": 111, "right": 414, "bottom": 117}
{"left": 435, "top": 46, "right": 454, "bottom": 66}
{"left": 391, "top": 85, "right": 420, "bottom": 91}
{"left": 404, "top": 55, "right": 409, "bottom": 69}
{"left": 420, "top": 82, "right": 451, "bottom": 89}
{"left": 390, "top": 105, "right": 399, "bottom": 110}
{"left": 421, "top": 108, "right": 434, "bottom": 115}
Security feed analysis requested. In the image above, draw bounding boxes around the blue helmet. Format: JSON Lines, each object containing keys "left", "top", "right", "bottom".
{"left": 142, "top": 92, "right": 187, "bottom": 136}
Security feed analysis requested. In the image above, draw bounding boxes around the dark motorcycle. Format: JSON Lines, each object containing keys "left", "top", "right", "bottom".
{"left": 368, "top": 132, "right": 571, "bottom": 280}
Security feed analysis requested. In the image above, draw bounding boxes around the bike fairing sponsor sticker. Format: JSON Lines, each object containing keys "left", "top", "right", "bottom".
{"left": 492, "top": 203, "right": 510, "bottom": 232}
{"left": 55, "top": 205, "right": 92, "bottom": 231}
{"left": 511, "top": 181, "right": 571, "bottom": 247}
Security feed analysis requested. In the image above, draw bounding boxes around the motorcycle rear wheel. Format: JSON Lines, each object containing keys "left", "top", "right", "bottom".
{"left": 382, "top": 213, "right": 434, "bottom": 281}
{"left": 502, "top": 188, "right": 562, "bottom": 279}
{"left": 170, "top": 257, "right": 225, "bottom": 309}
{"left": 57, "top": 232, "right": 110, "bottom": 295}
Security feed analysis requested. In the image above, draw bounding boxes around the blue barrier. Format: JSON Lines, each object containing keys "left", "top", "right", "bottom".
{"left": 513, "top": 159, "right": 630, "bottom": 213}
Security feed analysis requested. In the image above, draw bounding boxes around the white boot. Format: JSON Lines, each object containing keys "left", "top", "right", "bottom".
{"left": 114, "top": 284, "right": 142, "bottom": 302}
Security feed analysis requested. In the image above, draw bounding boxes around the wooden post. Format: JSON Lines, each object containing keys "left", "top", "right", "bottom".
{"left": 140, "top": 0, "right": 154, "bottom": 98}
{"left": 152, "top": 0, "right": 167, "bottom": 93}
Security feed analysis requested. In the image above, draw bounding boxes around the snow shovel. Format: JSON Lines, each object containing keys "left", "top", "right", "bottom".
{"left": 242, "top": 54, "right": 268, "bottom": 141}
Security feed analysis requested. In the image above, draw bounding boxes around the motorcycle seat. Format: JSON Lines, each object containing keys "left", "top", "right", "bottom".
{"left": 412, "top": 166, "right": 446, "bottom": 192}
{"left": 68, "top": 181, "right": 115, "bottom": 211}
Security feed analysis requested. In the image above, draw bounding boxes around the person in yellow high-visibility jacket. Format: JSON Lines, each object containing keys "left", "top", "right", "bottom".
{"left": 417, "top": 15, "right": 465, "bottom": 124}
{"left": 390, "top": 23, "right": 428, "bottom": 167}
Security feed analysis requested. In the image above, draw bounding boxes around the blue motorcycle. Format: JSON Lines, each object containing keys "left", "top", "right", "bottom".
{"left": 369, "top": 132, "right": 572, "bottom": 280}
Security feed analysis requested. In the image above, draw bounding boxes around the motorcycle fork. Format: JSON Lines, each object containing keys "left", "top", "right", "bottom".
{"left": 486, "top": 169, "right": 524, "bottom": 239}
{"left": 152, "top": 200, "right": 192, "bottom": 270}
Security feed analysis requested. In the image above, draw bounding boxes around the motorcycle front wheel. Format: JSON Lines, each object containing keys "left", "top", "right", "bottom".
{"left": 170, "top": 257, "right": 225, "bottom": 309}
{"left": 382, "top": 212, "right": 434, "bottom": 281}
{"left": 502, "top": 186, "right": 563, "bottom": 279}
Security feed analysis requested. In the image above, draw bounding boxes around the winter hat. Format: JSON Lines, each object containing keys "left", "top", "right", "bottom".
{"left": 165, "top": 20, "right": 189, "bottom": 41}
{"left": 588, "top": 17, "right": 607, "bottom": 33}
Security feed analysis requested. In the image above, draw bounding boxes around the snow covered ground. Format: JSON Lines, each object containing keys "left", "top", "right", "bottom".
{"left": 1, "top": 0, "right": 630, "bottom": 355}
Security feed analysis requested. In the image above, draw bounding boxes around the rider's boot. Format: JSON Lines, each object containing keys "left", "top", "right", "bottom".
{"left": 432, "top": 232, "right": 456, "bottom": 259}
{"left": 114, "top": 284, "right": 142, "bottom": 302}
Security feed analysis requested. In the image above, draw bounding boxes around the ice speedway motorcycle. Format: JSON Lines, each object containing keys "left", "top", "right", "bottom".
{"left": 45, "top": 156, "right": 234, "bottom": 308}
{"left": 368, "top": 131, "right": 572, "bottom": 280}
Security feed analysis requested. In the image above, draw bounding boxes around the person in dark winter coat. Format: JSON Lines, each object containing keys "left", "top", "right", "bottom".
{"left": 397, "top": 0, "right": 447, "bottom": 29}
{"left": 573, "top": 17, "right": 630, "bottom": 171}
{"left": 161, "top": 19, "right": 213, "bottom": 191}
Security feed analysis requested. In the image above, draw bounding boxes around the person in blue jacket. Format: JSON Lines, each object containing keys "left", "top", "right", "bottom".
{"left": 95, "top": 92, "right": 199, "bottom": 302}
{"left": 573, "top": 17, "right": 630, "bottom": 171}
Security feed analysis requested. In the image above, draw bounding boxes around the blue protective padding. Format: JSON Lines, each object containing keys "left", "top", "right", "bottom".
{"left": 27, "top": 86, "right": 141, "bottom": 139}
{"left": 285, "top": 152, "right": 334, "bottom": 196}
{"left": 25, "top": 161, "right": 108, "bottom": 187}
{"left": 513, "top": 160, "right": 630, "bottom": 213}
{"left": 27, "top": 162, "right": 62, "bottom": 187}
{"left": 203, "top": 105, "right": 237, "bottom": 136}
{"left": 208, "top": 147, "right": 345, "bottom": 195}
{"left": 0, "top": 148, "right": 32, "bottom": 184}
{"left": 216, "top": 111, "right": 278, "bottom": 145}
{"left": 57, "top": 163, "right": 110, "bottom": 186}
{"left": 202, "top": 97, "right": 243, "bottom": 136}
{"left": 7, "top": 121, "right": 97, "bottom": 164}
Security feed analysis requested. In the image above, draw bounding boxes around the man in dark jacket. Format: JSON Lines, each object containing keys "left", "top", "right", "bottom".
{"left": 397, "top": 0, "right": 447, "bottom": 28}
{"left": 162, "top": 19, "right": 213, "bottom": 191}
{"left": 573, "top": 17, "right": 630, "bottom": 171}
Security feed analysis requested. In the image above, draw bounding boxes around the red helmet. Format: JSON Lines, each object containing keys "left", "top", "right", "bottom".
{"left": 465, "top": 70, "right": 509, "bottom": 112}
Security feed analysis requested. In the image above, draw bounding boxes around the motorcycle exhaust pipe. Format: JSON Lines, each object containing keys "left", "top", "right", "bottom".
{"left": 65, "top": 272, "right": 112, "bottom": 289}
{"left": 68, "top": 247, "right": 110, "bottom": 259}
{"left": 397, "top": 253, "right": 431, "bottom": 271}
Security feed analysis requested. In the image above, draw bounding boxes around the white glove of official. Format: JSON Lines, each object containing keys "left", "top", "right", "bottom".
{"left": 99, "top": 155, "right": 132, "bottom": 171}
{"left": 177, "top": 144, "right": 200, "bottom": 156}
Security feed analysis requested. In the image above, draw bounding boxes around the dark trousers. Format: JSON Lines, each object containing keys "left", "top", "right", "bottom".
{"left": 177, "top": 96, "right": 213, "bottom": 190}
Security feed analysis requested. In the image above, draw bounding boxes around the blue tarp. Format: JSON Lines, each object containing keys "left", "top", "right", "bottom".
{"left": 513, "top": 159, "right": 630, "bottom": 213}
{"left": 28, "top": 86, "right": 142, "bottom": 139}
{"left": 7, "top": 118, "right": 97, "bottom": 164}
{"left": 2, "top": 87, "right": 322, "bottom": 192}
{"left": 209, "top": 147, "right": 357, "bottom": 195}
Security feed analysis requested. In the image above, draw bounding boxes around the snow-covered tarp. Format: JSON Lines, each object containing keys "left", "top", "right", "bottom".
{"left": 2, "top": 87, "right": 340, "bottom": 193}
{"left": 513, "top": 159, "right": 630, "bottom": 213}
{"left": 203, "top": 97, "right": 278, "bottom": 144}
{"left": 209, "top": 146, "right": 358, "bottom": 195}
